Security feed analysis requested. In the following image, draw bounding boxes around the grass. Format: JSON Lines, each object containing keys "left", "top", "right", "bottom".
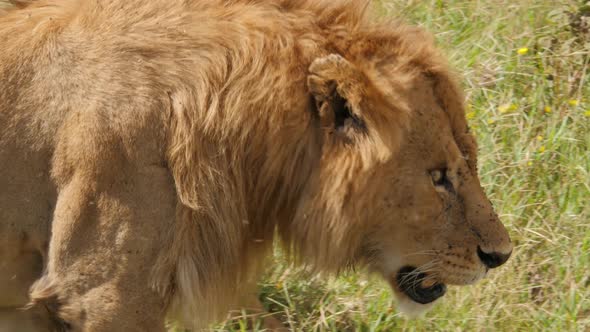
{"left": 214, "top": 1, "right": 590, "bottom": 331}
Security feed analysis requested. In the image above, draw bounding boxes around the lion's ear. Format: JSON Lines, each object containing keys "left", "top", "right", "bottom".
{"left": 308, "top": 54, "right": 366, "bottom": 138}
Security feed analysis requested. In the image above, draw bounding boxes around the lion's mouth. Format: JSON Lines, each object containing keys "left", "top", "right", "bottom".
{"left": 395, "top": 266, "right": 447, "bottom": 304}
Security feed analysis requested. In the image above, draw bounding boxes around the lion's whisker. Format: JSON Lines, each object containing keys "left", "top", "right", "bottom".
{"left": 398, "top": 260, "right": 441, "bottom": 289}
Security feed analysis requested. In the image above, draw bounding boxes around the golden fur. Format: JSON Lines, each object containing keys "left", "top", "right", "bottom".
{"left": 0, "top": 0, "right": 512, "bottom": 330}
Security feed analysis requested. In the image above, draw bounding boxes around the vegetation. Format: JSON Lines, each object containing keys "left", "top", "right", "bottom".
{"left": 219, "top": 1, "right": 590, "bottom": 331}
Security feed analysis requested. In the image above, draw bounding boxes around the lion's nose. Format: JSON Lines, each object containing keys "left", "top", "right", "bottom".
{"left": 477, "top": 246, "right": 511, "bottom": 269}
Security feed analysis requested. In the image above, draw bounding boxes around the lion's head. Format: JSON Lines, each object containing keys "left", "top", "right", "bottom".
{"left": 284, "top": 27, "right": 512, "bottom": 313}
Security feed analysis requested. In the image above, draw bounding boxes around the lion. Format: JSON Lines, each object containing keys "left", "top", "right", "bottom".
{"left": 0, "top": 0, "right": 513, "bottom": 331}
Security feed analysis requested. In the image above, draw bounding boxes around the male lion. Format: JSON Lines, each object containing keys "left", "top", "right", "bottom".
{"left": 0, "top": 0, "right": 513, "bottom": 331}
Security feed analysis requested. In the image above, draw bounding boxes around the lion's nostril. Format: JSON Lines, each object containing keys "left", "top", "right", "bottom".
{"left": 477, "top": 246, "right": 511, "bottom": 269}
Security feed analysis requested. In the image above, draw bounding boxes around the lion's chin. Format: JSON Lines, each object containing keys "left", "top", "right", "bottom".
{"left": 394, "top": 295, "right": 438, "bottom": 318}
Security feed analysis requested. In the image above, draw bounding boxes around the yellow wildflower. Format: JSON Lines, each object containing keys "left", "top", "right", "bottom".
{"left": 536, "top": 135, "right": 543, "bottom": 141}
{"left": 527, "top": 161, "right": 533, "bottom": 167}
{"left": 584, "top": 110, "right": 590, "bottom": 117}
{"left": 568, "top": 99, "right": 579, "bottom": 106}
{"left": 499, "top": 104, "right": 517, "bottom": 113}
{"left": 544, "top": 106, "right": 552, "bottom": 114}
{"left": 538, "top": 145, "right": 546, "bottom": 153}
{"left": 517, "top": 47, "right": 529, "bottom": 55}
{"left": 466, "top": 111, "right": 476, "bottom": 120}
{"left": 276, "top": 281, "right": 283, "bottom": 290}
{"left": 487, "top": 119, "right": 495, "bottom": 125}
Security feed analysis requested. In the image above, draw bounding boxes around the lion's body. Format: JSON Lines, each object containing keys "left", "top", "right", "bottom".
{"left": 0, "top": 1, "right": 366, "bottom": 329}
{"left": 0, "top": 0, "right": 512, "bottom": 331}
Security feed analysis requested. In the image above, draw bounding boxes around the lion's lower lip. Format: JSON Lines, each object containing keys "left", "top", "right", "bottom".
{"left": 396, "top": 266, "right": 447, "bottom": 304}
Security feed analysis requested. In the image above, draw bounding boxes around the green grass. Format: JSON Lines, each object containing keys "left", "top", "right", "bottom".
{"left": 215, "top": 1, "right": 590, "bottom": 331}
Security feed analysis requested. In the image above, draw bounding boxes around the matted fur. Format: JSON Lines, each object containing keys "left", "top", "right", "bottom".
{"left": 0, "top": 0, "right": 512, "bottom": 330}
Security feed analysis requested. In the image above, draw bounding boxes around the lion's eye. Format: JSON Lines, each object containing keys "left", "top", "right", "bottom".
{"left": 431, "top": 169, "right": 444, "bottom": 185}
{"left": 430, "top": 168, "right": 453, "bottom": 192}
